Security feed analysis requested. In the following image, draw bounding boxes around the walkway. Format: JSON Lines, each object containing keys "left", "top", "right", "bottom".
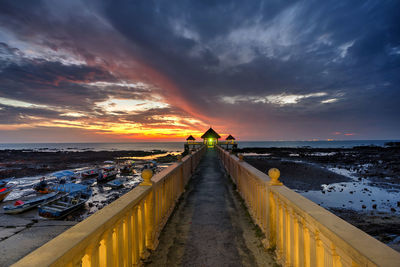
{"left": 146, "top": 148, "right": 275, "bottom": 266}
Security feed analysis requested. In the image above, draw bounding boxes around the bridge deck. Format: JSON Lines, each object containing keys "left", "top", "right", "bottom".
{"left": 146, "top": 148, "right": 276, "bottom": 266}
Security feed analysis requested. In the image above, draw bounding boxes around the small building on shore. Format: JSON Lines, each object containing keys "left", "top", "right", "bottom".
{"left": 201, "top": 127, "right": 221, "bottom": 147}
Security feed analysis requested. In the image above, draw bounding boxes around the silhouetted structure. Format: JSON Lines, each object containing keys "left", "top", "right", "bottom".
{"left": 186, "top": 135, "right": 196, "bottom": 142}
{"left": 201, "top": 127, "right": 221, "bottom": 147}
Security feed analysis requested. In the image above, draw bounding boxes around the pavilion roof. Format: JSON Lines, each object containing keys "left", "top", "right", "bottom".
{"left": 186, "top": 135, "right": 196, "bottom": 141}
{"left": 201, "top": 127, "right": 221, "bottom": 139}
{"left": 226, "top": 134, "right": 235, "bottom": 140}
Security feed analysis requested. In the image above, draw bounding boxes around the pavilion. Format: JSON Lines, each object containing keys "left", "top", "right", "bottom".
{"left": 201, "top": 127, "right": 221, "bottom": 147}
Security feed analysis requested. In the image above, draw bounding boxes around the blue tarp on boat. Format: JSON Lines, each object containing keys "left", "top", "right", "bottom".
{"left": 51, "top": 183, "right": 88, "bottom": 193}
{"left": 52, "top": 170, "right": 75, "bottom": 178}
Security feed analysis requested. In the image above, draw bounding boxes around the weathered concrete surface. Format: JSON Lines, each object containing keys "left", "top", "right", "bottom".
{"left": 146, "top": 148, "right": 276, "bottom": 267}
{"left": 0, "top": 206, "right": 77, "bottom": 266}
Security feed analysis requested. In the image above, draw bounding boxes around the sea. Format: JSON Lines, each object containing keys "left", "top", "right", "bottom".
{"left": 0, "top": 140, "right": 397, "bottom": 152}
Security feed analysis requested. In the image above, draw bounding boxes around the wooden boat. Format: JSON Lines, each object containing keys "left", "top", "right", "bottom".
{"left": 81, "top": 169, "right": 99, "bottom": 178}
{"left": 107, "top": 179, "right": 123, "bottom": 188}
{"left": 38, "top": 188, "right": 92, "bottom": 219}
{"left": 0, "top": 184, "right": 16, "bottom": 202}
{"left": 3, "top": 192, "right": 59, "bottom": 214}
{"left": 97, "top": 170, "right": 118, "bottom": 183}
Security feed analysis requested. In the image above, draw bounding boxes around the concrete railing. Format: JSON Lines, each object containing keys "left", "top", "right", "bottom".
{"left": 13, "top": 146, "right": 206, "bottom": 267}
{"left": 217, "top": 146, "right": 400, "bottom": 267}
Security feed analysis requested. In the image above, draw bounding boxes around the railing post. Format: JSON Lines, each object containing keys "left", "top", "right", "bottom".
{"left": 140, "top": 169, "right": 157, "bottom": 250}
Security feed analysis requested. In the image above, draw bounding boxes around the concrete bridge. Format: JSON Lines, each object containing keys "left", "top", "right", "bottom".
{"left": 13, "top": 146, "right": 400, "bottom": 266}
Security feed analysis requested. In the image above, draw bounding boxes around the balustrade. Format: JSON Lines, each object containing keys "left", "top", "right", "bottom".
{"left": 13, "top": 146, "right": 206, "bottom": 267}
{"left": 217, "top": 146, "right": 400, "bottom": 267}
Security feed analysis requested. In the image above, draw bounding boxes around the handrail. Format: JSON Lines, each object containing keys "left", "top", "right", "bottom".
{"left": 13, "top": 146, "right": 206, "bottom": 267}
{"left": 216, "top": 145, "right": 400, "bottom": 267}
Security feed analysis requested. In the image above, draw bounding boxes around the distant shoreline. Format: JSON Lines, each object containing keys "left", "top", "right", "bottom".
{"left": 1, "top": 140, "right": 399, "bottom": 152}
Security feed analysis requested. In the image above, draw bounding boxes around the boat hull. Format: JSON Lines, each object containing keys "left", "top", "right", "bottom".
{"left": 38, "top": 189, "right": 92, "bottom": 219}
{"left": 3, "top": 192, "right": 59, "bottom": 214}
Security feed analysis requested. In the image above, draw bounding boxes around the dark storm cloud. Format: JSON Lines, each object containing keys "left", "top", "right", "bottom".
{"left": 0, "top": 0, "right": 399, "bottom": 139}
{"left": 100, "top": 0, "right": 400, "bottom": 138}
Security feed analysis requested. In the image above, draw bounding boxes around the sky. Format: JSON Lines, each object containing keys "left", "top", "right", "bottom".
{"left": 0, "top": 0, "right": 399, "bottom": 142}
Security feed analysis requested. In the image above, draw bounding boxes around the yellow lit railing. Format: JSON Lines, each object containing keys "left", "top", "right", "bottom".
{"left": 217, "top": 146, "right": 400, "bottom": 267}
{"left": 13, "top": 146, "right": 206, "bottom": 267}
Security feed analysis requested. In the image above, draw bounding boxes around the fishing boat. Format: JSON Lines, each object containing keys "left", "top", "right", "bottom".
{"left": 3, "top": 192, "right": 60, "bottom": 214}
{"left": 81, "top": 168, "right": 99, "bottom": 178}
{"left": 97, "top": 170, "right": 118, "bottom": 183}
{"left": 33, "top": 178, "right": 51, "bottom": 194}
{"left": 107, "top": 178, "right": 124, "bottom": 188}
{"left": 38, "top": 187, "right": 92, "bottom": 219}
{"left": 0, "top": 184, "right": 16, "bottom": 202}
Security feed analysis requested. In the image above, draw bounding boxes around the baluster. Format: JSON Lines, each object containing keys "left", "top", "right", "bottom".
{"left": 297, "top": 218, "right": 305, "bottom": 267}
{"left": 293, "top": 214, "right": 299, "bottom": 267}
{"left": 126, "top": 214, "right": 133, "bottom": 266}
{"left": 99, "top": 239, "right": 107, "bottom": 267}
{"left": 334, "top": 246, "right": 351, "bottom": 267}
{"left": 315, "top": 231, "right": 323, "bottom": 267}
{"left": 90, "top": 243, "right": 100, "bottom": 267}
{"left": 277, "top": 201, "right": 284, "bottom": 260}
{"left": 284, "top": 206, "right": 291, "bottom": 266}
{"left": 289, "top": 210, "right": 295, "bottom": 266}
{"left": 140, "top": 202, "right": 146, "bottom": 258}
{"left": 106, "top": 229, "right": 114, "bottom": 267}
{"left": 118, "top": 221, "right": 124, "bottom": 266}
{"left": 319, "top": 234, "right": 333, "bottom": 266}
{"left": 267, "top": 192, "right": 276, "bottom": 247}
{"left": 133, "top": 207, "right": 140, "bottom": 264}
{"left": 308, "top": 228, "right": 317, "bottom": 267}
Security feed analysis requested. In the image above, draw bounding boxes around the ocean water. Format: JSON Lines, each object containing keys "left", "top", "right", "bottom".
{"left": 0, "top": 140, "right": 397, "bottom": 152}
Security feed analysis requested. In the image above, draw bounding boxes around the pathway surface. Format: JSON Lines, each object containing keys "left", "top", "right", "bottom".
{"left": 146, "top": 148, "right": 276, "bottom": 267}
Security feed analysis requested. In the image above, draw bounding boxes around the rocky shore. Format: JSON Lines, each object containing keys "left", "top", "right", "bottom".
{"left": 0, "top": 149, "right": 178, "bottom": 178}
{"left": 237, "top": 145, "right": 400, "bottom": 251}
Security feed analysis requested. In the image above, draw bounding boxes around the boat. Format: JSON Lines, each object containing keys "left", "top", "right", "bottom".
{"left": 81, "top": 168, "right": 99, "bottom": 178}
{"left": 0, "top": 184, "right": 16, "bottom": 202}
{"left": 33, "top": 178, "right": 51, "bottom": 194}
{"left": 0, "top": 178, "right": 13, "bottom": 187}
{"left": 141, "top": 160, "right": 158, "bottom": 172}
{"left": 3, "top": 192, "right": 60, "bottom": 214}
{"left": 107, "top": 178, "right": 124, "bottom": 188}
{"left": 50, "top": 183, "right": 89, "bottom": 194}
{"left": 97, "top": 170, "right": 118, "bottom": 183}
{"left": 38, "top": 187, "right": 92, "bottom": 219}
{"left": 102, "top": 165, "right": 116, "bottom": 172}
{"left": 120, "top": 163, "right": 135, "bottom": 174}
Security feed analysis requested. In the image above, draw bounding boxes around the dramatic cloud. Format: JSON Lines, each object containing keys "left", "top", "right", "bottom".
{"left": 0, "top": 0, "right": 399, "bottom": 141}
